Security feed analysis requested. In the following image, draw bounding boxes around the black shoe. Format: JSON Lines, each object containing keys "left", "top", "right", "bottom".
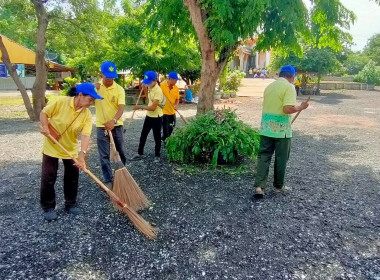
{"left": 253, "top": 187, "right": 264, "bottom": 199}
{"left": 65, "top": 205, "right": 80, "bottom": 215}
{"left": 43, "top": 209, "right": 57, "bottom": 221}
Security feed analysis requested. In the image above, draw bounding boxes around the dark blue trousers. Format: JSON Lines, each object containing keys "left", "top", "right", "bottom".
{"left": 97, "top": 126, "right": 126, "bottom": 183}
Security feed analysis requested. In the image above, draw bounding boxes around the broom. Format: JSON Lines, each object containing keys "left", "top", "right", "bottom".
{"left": 291, "top": 96, "right": 310, "bottom": 124}
{"left": 163, "top": 91, "right": 188, "bottom": 124}
{"left": 99, "top": 101, "right": 150, "bottom": 211}
{"left": 47, "top": 134, "right": 157, "bottom": 239}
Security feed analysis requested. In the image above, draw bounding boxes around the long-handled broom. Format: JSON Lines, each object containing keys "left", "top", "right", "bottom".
{"left": 163, "top": 92, "right": 188, "bottom": 124}
{"left": 47, "top": 134, "right": 157, "bottom": 239}
{"left": 99, "top": 101, "right": 150, "bottom": 211}
{"left": 291, "top": 96, "right": 311, "bottom": 124}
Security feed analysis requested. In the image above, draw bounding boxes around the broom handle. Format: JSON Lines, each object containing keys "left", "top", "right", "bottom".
{"left": 47, "top": 135, "right": 127, "bottom": 208}
{"left": 164, "top": 89, "right": 188, "bottom": 124}
{"left": 291, "top": 96, "right": 310, "bottom": 124}
{"left": 131, "top": 87, "right": 144, "bottom": 121}
{"left": 99, "top": 101, "right": 119, "bottom": 158}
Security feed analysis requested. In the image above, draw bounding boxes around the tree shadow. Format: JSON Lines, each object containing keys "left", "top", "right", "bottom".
{"left": 312, "top": 92, "right": 356, "bottom": 105}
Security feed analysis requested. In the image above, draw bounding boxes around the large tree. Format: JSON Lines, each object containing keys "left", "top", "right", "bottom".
{"left": 147, "top": 0, "right": 357, "bottom": 114}
{"left": 270, "top": 0, "right": 355, "bottom": 90}
{"left": 363, "top": 34, "right": 380, "bottom": 66}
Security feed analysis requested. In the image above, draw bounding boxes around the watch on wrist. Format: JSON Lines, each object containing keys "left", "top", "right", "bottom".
{"left": 81, "top": 150, "right": 87, "bottom": 155}
{"left": 113, "top": 118, "right": 117, "bottom": 124}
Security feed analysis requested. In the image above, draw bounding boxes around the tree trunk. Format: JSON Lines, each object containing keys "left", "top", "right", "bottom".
{"left": 183, "top": 0, "right": 235, "bottom": 114}
{"left": 0, "top": 36, "right": 35, "bottom": 120}
{"left": 31, "top": 0, "right": 49, "bottom": 121}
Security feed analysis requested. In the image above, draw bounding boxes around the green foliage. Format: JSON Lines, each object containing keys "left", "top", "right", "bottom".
{"left": 354, "top": 60, "right": 380, "bottom": 85}
{"left": 342, "top": 52, "right": 370, "bottom": 75}
{"left": 165, "top": 109, "right": 260, "bottom": 167}
{"left": 363, "top": 34, "right": 380, "bottom": 66}
{"left": 110, "top": 1, "right": 201, "bottom": 81}
{"left": 311, "top": 0, "right": 355, "bottom": 51}
{"left": 270, "top": 47, "right": 342, "bottom": 75}
{"left": 219, "top": 69, "right": 245, "bottom": 92}
{"left": 61, "top": 77, "right": 78, "bottom": 95}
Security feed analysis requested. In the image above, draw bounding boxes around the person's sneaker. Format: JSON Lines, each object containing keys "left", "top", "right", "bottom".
{"left": 130, "top": 154, "right": 145, "bottom": 161}
{"left": 274, "top": 186, "right": 292, "bottom": 195}
{"left": 65, "top": 205, "right": 80, "bottom": 215}
{"left": 43, "top": 209, "right": 57, "bottom": 221}
{"left": 153, "top": 157, "right": 161, "bottom": 163}
{"left": 253, "top": 187, "right": 264, "bottom": 199}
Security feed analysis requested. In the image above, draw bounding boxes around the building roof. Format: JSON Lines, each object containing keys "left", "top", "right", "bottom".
{"left": 0, "top": 34, "right": 76, "bottom": 72}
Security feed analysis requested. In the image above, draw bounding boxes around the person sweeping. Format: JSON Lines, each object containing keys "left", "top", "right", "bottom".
{"left": 131, "top": 71, "right": 164, "bottom": 163}
{"left": 160, "top": 72, "right": 180, "bottom": 142}
{"left": 253, "top": 65, "right": 309, "bottom": 199}
{"left": 95, "top": 61, "right": 126, "bottom": 188}
{"left": 39, "top": 83, "right": 103, "bottom": 221}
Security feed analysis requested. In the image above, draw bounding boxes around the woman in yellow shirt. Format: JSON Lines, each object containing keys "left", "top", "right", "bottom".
{"left": 39, "top": 83, "right": 103, "bottom": 221}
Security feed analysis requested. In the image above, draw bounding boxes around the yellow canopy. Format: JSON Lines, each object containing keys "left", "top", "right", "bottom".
{"left": 0, "top": 34, "right": 75, "bottom": 72}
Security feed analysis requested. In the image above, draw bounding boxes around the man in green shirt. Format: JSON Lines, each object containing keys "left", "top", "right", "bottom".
{"left": 253, "top": 65, "right": 309, "bottom": 199}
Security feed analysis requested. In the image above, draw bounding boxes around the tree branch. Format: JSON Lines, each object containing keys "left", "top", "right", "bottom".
{"left": 0, "top": 36, "right": 35, "bottom": 120}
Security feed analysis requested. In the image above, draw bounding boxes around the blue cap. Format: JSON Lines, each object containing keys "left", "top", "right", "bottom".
{"left": 168, "top": 72, "right": 179, "bottom": 80}
{"left": 142, "top": 71, "right": 157, "bottom": 85}
{"left": 76, "top": 83, "right": 103, "bottom": 99}
{"left": 100, "top": 61, "right": 118, "bottom": 79}
{"left": 280, "top": 65, "right": 296, "bottom": 76}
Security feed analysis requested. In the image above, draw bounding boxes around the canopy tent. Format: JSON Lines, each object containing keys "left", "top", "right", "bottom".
{"left": 0, "top": 34, "right": 76, "bottom": 73}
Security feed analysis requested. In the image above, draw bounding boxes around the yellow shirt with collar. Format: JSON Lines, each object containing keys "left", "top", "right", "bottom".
{"left": 147, "top": 83, "right": 164, "bottom": 118}
{"left": 161, "top": 80, "right": 180, "bottom": 115}
{"left": 42, "top": 96, "right": 92, "bottom": 159}
{"left": 95, "top": 81, "right": 125, "bottom": 127}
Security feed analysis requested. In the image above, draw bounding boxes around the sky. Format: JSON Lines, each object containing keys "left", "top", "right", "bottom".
{"left": 303, "top": 0, "right": 380, "bottom": 51}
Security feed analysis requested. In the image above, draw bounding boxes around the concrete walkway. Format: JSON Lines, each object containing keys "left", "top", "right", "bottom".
{"left": 237, "top": 78, "right": 274, "bottom": 98}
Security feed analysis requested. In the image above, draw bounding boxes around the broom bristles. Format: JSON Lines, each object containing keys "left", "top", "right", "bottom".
{"left": 108, "top": 191, "right": 157, "bottom": 239}
{"left": 112, "top": 167, "right": 151, "bottom": 211}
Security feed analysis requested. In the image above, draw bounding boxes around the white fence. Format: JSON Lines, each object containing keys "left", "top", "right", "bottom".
{"left": 0, "top": 77, "right": 36, "bottom": 90}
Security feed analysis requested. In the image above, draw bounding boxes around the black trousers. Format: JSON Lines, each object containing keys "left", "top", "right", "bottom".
{"left": 162, "top": 114, "right": 176, "bottom": 141}
{"left": 138, "top": 116, "right": 162, "bottom": 157}
{"left": 40, "top": 154, "right": 79, "bottom": 211}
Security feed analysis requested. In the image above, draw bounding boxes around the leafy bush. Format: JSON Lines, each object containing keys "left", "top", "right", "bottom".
{"left": 354, "top": 60, "right": 380, "bottom": 85}
{"left": 61, "top": 77, "right": 79, "bottom": 95}
{"left": 219, "top": 69, "right": 246, "bottom": 92}
{"left": 165, "top": 109, "right": 260, "bottom": 166}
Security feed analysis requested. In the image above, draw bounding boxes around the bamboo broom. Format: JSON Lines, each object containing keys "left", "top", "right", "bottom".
{"left": 163, "top": 89, "right": 188, "bottom": 124}
{"left": 100, "top": 101, "right": 150, "bottom": 211}
{"left": 47, "top": 134, "right": 157, "bottom": 239}
{"left": 291, "top": 96, "right": 311, "bottom": 124}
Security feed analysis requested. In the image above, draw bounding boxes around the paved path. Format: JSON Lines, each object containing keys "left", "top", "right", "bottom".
{"left": 237, "top": 78, "right": 274, "bottom": 97}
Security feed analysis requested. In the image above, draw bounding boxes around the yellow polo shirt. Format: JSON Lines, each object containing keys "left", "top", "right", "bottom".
{"left": 161, "top": 81, "right": 180, "bottom": 115}
{"left": 95, "top": 81, "right": 125, "bottom": 127}
{"left": 147, "top": 84, "right": 164, "bottom": 118}
{"left": 42, "top": 96, "right": 92, "bottom": 159}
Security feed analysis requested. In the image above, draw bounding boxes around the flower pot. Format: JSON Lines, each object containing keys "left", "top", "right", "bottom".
{"left": 214, "top": 93, "right": 222, "bottom": 100}
{"left": 221, "top": 93, "right": 230, "bottom": 99}
{"left": 229, "top": 92, "right": 237, "bottom": 98}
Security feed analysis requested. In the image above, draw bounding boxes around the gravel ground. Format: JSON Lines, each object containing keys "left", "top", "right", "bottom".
{"left": 0, "top": 90, "right": 379, "bottom": 279}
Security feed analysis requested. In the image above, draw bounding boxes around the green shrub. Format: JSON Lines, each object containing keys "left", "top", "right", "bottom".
{"left": 354, "top": 60, "right": 380, "bottom": 85}
{"left": 219, "top": 69, "right": 246, "bottom": 92}
{"left": 60, "top": 77, "right": 79, "bottom": 95}
{"left": 165, "top": 109, "right": 260, "bottom": 166}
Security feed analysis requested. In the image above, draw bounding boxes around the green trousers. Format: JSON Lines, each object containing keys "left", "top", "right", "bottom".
{"left": 254, "top": 135, "right": 291, "bottom": 190}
